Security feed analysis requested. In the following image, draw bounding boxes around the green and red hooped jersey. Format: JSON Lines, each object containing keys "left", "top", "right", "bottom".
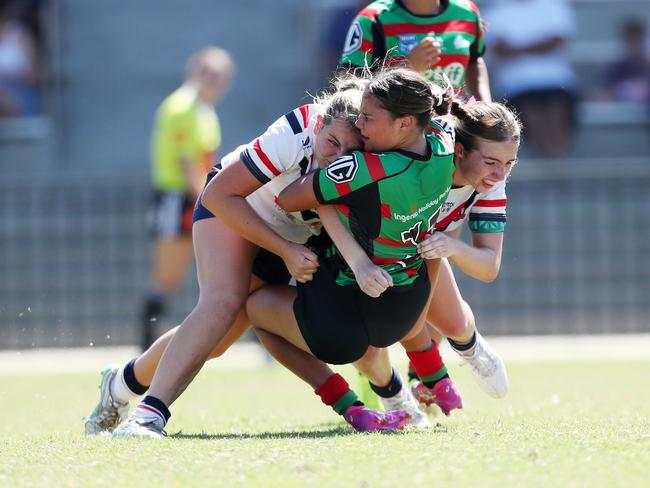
{"left": 340, "top": 0, "right": 485, "bottom": 90}
{"left": 314, "top": 119, "right": 455, "bottom": 287}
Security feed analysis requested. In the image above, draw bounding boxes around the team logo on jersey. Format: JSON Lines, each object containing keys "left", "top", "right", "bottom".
{"left": 423, "top": 62, "right": 465, "bottom": 87}
{"left": 454, "top": 35, "right": 470, "bottom": 50}
{"left": 326, "top": 154, "right": 358, "bottom": 183}
{"left": 398, "top": 34, "right": 418, "bottom": 54}
{"left": 343, "top": 22, "right": 363, "bottom": 55}
{"left": 400, "top": 221, "right": 422, "bottom": 246}
{"left": 426, "top": 209, "right": 441, "bottom": 232}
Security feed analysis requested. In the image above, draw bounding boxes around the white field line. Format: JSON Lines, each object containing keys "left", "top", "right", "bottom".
{"left": 0, "top": 334, "right": 648, "bottom": 375}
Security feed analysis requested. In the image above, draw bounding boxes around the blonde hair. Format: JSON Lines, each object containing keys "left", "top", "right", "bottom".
{"left": 312, "top": 73, "right": 367, "bottom": 130}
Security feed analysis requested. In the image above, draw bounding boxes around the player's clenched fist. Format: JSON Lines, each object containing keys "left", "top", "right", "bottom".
{"left": 407, "top": 35, "right": 442, "bottom": 72}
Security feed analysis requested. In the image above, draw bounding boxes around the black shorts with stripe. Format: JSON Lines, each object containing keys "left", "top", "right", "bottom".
{"left": 148, "top": 190, "right": 196, "bottom": 239}
{"left": 294, "top": 259, "right": 430, "bottom": 365}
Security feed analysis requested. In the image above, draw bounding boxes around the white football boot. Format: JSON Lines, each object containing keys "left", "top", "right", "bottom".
{"left": 379, "top": 381, "right": 431, "bottom": 429}
{"left": 455, "top": 331, "right": 509, "bottom": 398}
{"left": 84, "top": 365, "right": 129, "bottom": 435}
{"left": 112, "top": 417, "right": 165, "bottom": 439}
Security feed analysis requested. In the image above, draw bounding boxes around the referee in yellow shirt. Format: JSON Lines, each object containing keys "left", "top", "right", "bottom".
{"left": 142, "top": 47, "right": 235, "bottom": 349}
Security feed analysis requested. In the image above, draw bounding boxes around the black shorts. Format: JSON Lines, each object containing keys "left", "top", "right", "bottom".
{"left": 148, "top": 190, "right": 196, "bottom": 238}
{"left": 252, "top": 247, "right": 292, "bottom": 285}
{"left": 294, "top": 260, "right": 430, "bottom": 365}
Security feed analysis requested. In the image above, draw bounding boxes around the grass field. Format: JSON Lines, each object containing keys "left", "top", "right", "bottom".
{"left": 1, "top": 357, "right": 649, "bottom": 487}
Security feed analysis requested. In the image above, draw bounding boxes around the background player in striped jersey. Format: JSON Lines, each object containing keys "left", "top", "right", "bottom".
{"left": 87, "top": 77, "right": 411, "bottom": 438}
{"left": 360, "top": 100, "right": 521, "bottom": 413}
{"left": 141, "top": 47, "right": 235, "bottom": 349}
{"left": 340, "top": 0, "right": 491, "bottom": 101}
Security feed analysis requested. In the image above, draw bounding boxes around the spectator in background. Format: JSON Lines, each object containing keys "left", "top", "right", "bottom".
{"left": 485, "top": 0, "right": 577, "bottom": 158}
{"left": 339, "top": 0, "right": 491, "bottom": 101}
{"left": 601, "top": 19, "right": 650, "bottom": 105}
{"left": 0, "top": 0, "right": 40, "bottom": 117}
{"left": 141, "top": 47, "right": 235, "bottom": 349}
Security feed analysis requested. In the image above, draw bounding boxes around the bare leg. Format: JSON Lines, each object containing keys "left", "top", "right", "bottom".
{"left": 146, "top": 217, "right": 257, "bottom": 406}
{"left": 255, "top": 329, "right": 335, "bottom": 388}
{"left": 425, "top": 258, "right": 475, "bottom": 343}
{"left": 353, "top": 347, "right": 392, "bottom": 387}
{"left": 246, "top": 284, "right": 311, "bottom": 353}
{"left": 133, "top": 274, "right": 267, "bottom": 386}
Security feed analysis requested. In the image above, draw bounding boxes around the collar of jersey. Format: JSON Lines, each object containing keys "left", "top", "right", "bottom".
{"left": 396, "top": 139, "right": 433, "bottom": 161}
{"left": 395, "top": 0, "right": 450, "bottom": 19}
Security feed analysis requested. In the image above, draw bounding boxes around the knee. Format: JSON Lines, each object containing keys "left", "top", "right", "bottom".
{"left": 196, "top": 291, "right": 246, "bottom": 329}
{"left": 438, "top": 313, "right": 471, "bottom": 340}
{"left": 356, "top": 346, "right": 384, "bottom": 368}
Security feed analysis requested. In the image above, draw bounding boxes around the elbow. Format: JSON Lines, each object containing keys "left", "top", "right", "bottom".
{"left": 277, "top": 191, "right": 301, "bottom": 213}
{"left": 478, "top": 262, "right": 501, "bottom": 283}
{"left": 276, "top": 192, "right": 292, "bottom": 212}
{"left": 479, "top": 272, "right": 498, "bottom": 284}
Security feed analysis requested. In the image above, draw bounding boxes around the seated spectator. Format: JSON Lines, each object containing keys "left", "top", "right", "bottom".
{"left": 485, "top": 0, "right": 577, "bottom": 158}
{"left": 0, "top": 0, "right": 40, "bottom": 117}
{"left": 601, "top": 19, "right": 650, "bottom": 105}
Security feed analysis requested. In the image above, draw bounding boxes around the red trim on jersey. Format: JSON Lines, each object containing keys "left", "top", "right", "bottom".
{"left": 375, "top": 236, "right": 410, "bottom": 247}
{"left": 380, "top": 203, "right": 391, "bottom": 219}
{"left": 365, "top": 153, "right": 387, "bottom": 181}
{"left": 474, "top": 199, "right": 507, "bottom": 208}
{"left": 253, "top": 139, "right": 281, "bottom": 176}
{"left": 436, "top": 204, "right": 468, "bottom": 229}
{"left": 469, "top": 0, "right": 481, "bottom": 16}
{"left": 299, "top": 105, "right": 309, "bottom": 128}
{"left": 438, "top": 53, "right": 471, "bottom": 66}
{"left": 335, "top": 204, "right": 350, "bottom": 217}
{"left": 403, "top": 268, "right": 419, "bottom": 277}
{"left": 358, "top": 6, "right": 380, "bottom": 19}
{"left": 372, "top": 256, "right": 403, "bottom": 265}
{"left": 335, "top": 182, "right": 352, "bottom": 198}
{"left": 360, "top": 39, "right": 374, "bottom": 54}
{"left": 383, "top": 20, "right": 477, "bottom": 37}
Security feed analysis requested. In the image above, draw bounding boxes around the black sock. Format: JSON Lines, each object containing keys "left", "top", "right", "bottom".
{"left": 448, "top": 331, "right": 477, "bottom": 352}
{"left": 123, "top": 358, "right": 148, "bottom": 395}
{"left": 142, "top": 395, "right": 171, "bottom": 423}
{"left": 369, "top": 368, "right": 403, "bottom": 398}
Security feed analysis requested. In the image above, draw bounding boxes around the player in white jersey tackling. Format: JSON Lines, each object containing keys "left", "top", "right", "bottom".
{"left": 85, "top": 77, "right": 416, "bottom": 438}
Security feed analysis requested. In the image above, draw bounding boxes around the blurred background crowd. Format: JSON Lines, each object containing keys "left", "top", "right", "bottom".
{"left": 1, "top": 0, "right": 649, "bottom": 349}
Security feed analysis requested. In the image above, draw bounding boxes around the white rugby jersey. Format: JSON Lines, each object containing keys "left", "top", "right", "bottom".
{"left": 221, "top": 104, "right": 322, "bottom": 244}
{"left": 435, "top": 179, "right": 507, "bottom": 233}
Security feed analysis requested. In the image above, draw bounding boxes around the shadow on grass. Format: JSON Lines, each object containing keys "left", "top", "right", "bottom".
{"left": 169, "top": 421, "right": 423, "bottom": 441}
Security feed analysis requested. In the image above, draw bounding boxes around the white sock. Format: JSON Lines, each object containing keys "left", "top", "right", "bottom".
{"left": 130, "top": 402, "right": 166, "bottom": 429}
{"left": 110, "top": 362, "right": 143, "bottom": 404}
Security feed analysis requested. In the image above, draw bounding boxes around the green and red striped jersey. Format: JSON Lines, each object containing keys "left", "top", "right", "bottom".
{"left": 340, "top": 0, "right": 485, "bottom": 90}
{"left": 314, "top": 120, "right": 455, "bottom": 286}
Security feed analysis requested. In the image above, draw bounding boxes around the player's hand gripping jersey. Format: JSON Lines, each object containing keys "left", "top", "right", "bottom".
{"left": 314, "top": 118, "right": 455, "bottom": 287}
{"left": 219, "top": 104, "right": 323, "bottom": 244}
{"left": 340, "top": 0, "right": 485, "bottom": 90}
